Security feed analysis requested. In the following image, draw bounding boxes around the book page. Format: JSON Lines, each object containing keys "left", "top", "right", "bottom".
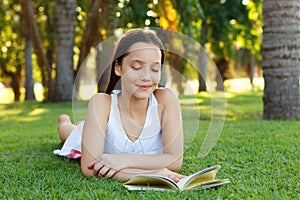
{"left": 201, "top": 179, "right": 230, "bottom": 189}
{"left": 184, "top": 170, "right": 218, "bottom": 190}
{"left": 124, "top": 174, "right": 179, "bottom": 191}
{"left": 177, "top": 165, "right": 220, "bottom": 190}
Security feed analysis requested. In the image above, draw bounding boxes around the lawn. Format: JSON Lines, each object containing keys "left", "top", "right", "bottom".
{"left": 0, "top": 89, "right": 299, "bottom": 199}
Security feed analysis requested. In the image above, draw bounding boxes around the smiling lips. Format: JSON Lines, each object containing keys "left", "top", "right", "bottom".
{"left": 138, "top": 85, "right": 152, "bottom": 90}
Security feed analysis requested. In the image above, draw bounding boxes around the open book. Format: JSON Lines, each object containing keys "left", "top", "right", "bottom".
{"left": 123, "top": 165, "right": 230, "bottom": 191}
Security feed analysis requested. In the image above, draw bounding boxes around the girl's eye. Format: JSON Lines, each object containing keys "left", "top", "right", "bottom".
{"left": 152, "top": 68, "right": 160, "bottom": 72}
{"left": 152, "top": 64, "right": 161, "bottom": 72}
{"left": 130, "top": 66, "right": 141, "bottom": 70}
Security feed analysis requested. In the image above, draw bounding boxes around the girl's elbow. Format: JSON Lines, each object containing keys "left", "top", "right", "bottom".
{"left": 175, "top": 161, "right": 183, "bottom": 172}
{"left": 169, "top": 156, "right": 183, "bottom": 172}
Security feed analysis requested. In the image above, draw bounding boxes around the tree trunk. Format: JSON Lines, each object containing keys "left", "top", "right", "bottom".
{"left": 74, "top": 0, "right": 104, "bottom": 97}
{"left": 97, "top": 0, "right": 117, "bottom": 92}
{"left": 262, "top": 0, "right": 300, "bottom": 120}
{"left": 25, "top": 39, "right": 36, "bottom": 101}
{"left": 249, "top": 54, "right": 255, "bottom": 90}
{"left": 96, "top": 45, "right": 113, "bottom": 92}
{"left": 13, "top": 64, "right": 22, "bottom": 102}
{"left": 21, "top": 0, "right": 52, "bottom": 101}
{"left": 198, "top": 46, "right": 207, "bottom": 92}
{"left": 169, "top": 52, "right": 184, "bottom": 93}
{"left": 55, "top": 0, "right": 76, "bottom": 101}
{"left": 215, "top": 58, "right": 228, "bottom": 91}
{"left": 0, "top": 63, "right": 22, "bottom": 102}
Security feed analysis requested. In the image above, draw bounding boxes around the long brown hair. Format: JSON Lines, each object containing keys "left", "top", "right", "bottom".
{"left": 105, "top": 28, "right": 165, "bottom": 94}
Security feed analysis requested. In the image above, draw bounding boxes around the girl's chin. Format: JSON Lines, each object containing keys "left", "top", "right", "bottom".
{"left": 132, "top": 89, "right": 154, "bottom": 99}
{"left": 134, "top": 92, "right": 151, "bottom": 99}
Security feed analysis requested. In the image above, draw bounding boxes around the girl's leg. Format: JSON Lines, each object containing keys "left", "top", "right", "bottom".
{"left": 58, "top": 114, "right": 76, "bottom": 143}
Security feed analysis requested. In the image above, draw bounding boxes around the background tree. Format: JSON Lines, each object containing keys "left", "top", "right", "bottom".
{"left": 96, "top": 0, "right": 118, "bottom": 92}
{"left": 170, "top": 0, "right": 262, "bottom": 92}
{"left": 23, "top": 0, "right": 53, "bottom": 101}
{"left": 24, "top": 40, "right": 35, "bottom": 101}
{"left": 262, "top": 0, "right": 300, "bottom": 120}
{"left": 75, "top": 0, "right": 104, "bottom": 78}
{"left": 21, "top": 0, "right": 35, "bottom": 101}
{"left": 0, "top": 0, "right": 264, "bottom": 101}
{"left": 74, "top": 0, "right": 118, "bottom": 94}
{"left": 55, "top": 0, "right": 76, "bottom": 101}
{"left": 172, "top": 0, "right": 207, "bottom": 91}
{"left": 199, "top": 0, "right": 261, "bottom": 90}
{"left": 0, "top": 0, "right": 24, "bottom": 101}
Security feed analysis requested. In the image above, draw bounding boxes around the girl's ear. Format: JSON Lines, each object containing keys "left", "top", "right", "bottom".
{"left": 114, "top": 62, "right": 122, "bottom": 76}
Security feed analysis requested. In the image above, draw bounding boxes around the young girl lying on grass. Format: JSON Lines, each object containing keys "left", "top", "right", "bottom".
{"left": 54, "top": 28, "right": 185, "bottom": 182}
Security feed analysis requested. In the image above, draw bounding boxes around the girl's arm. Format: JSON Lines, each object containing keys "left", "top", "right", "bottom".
{"left": 115, "top": 168, "right": 185, "bottom": 182}
{"left": 88, "top": 88, "right": 184, "bottom": 174}
{"left": 88, "top": 161, "right": 185, "bottom": 182}
{"left": 80, "top": 93, "right": 111, "bottom": 177}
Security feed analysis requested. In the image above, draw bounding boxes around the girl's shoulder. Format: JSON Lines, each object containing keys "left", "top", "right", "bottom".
{"left": 90, "top": 92, "right": 111, "bottom": 104}
{"left": 87, "top": 93, "right": 112, "bottom": 116}
{"left": 154, "top": 88, "right": 179, "bottom": 106}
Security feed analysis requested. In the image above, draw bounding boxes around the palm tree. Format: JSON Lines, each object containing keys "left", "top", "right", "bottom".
{"left": 262, "top": 0, "right": 300, "bottom": 120}
{"left": 55, "top": 0, "right": 76, "bottom": 101}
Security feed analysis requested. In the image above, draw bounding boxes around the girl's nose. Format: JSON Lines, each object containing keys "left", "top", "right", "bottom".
{"left": 140, "top": 67, "right": 151, "bottom": 81}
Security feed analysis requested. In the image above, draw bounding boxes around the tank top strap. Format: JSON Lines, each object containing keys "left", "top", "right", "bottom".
{"left": 111, "top": 90, "right": 121, "bottom": 104}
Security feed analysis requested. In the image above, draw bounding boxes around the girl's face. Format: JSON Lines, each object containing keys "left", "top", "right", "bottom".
{"left": 115, "top": 42, "right": 162, "bottom": 99}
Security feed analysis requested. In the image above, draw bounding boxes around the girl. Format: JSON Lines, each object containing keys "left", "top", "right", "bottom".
{"left": 55, "top": 28, "right": 184, "bottom": 182}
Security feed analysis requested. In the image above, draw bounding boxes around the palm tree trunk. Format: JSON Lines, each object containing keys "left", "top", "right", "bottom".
{"left": 55, "top": 0, "right": 76, "bottom": 101}
{"left": 262, "top": 0, "right": 300, "bottom": 119}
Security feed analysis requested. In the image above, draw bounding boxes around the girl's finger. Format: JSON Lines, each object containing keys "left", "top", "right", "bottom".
{"left": 94, "top": 162, "right": 105, "bottom": 171}
{"left": 98, "top": 165, "right": 110, "bottom": 177}
{"left": 106, "top": 168, "right": 118, "bottom": 179}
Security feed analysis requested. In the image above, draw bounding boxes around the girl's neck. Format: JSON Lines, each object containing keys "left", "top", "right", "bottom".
{"left": 118, "top": 92, "right": 149, "bottom": 116}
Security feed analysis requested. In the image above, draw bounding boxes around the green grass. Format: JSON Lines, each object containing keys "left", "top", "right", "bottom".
{"left": 0, "top": 90, "right": 299, "bottom": 199}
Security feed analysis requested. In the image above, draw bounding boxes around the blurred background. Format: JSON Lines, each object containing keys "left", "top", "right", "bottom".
{"left": 0, "top": 0, "right": 299, "bottom": 120}
{"left": 0, "top": 0, "right": 262, "bottom": 101}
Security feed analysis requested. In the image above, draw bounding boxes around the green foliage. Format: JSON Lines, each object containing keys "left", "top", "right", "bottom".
{"left": 173, "top": 0, "right": 262, "bottom": 61}
{"left": 117, "top": 0, "right": 159, "bottom": 29}
{"left": 0, "top": 0, "right": 263, "bottom": 101}
{"left": 1, "top": 91, "right": 299, "bottom": 199}
{"left": 0, "top": 0, "right": 24, "bottom": 85}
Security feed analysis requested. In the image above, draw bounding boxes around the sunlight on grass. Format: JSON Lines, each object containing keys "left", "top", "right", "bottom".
{"left": 28, "top": 108, "right": 47, "bottom": 116}
{"left": 16, "top": 116, "right": 42, "bottom": 122}
{"left": 224, "top": 77, "right": 264, "bottom": 92}
{"left": 184, "top": 77, "right": 263, "bottom": 95}
{"left": 0, "top": 105, "right": 23, "bottom": 117}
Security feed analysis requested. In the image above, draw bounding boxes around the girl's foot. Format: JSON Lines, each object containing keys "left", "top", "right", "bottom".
{"left": 58, "top": 114, "right": 76, "bottom": 142}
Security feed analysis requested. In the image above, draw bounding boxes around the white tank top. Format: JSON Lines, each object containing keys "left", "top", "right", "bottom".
{"left": 53, "top": 90, "right": 163, "bottom": 158}
{"left": 104, "top": 90, "right": 163, "bottom": 154}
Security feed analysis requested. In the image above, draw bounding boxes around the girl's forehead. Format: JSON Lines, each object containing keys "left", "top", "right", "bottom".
{"left": 127, "top": 42, "right": 161, "bottom": 53}
{"left": 125, "top": 42, "right": 162, "bottom": 63}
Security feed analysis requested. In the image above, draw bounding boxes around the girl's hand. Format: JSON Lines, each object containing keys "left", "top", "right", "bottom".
{"left": 88, "top": 161, "right": 119, "bottom": 178}
{"left": 100, "top": 154, "right": 128, "bottom": 171}
{"left": 154, "top": 168, "right": 186, "bottom": 183}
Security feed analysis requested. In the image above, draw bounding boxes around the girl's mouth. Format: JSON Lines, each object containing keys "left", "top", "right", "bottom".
{"left": 138, "top": 85, "right": 152, "bottom": 90}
